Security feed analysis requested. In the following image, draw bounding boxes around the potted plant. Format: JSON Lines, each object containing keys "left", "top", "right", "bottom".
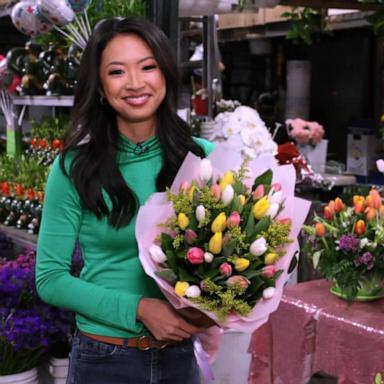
{"left": 0, "top": 249, "right": 75, "bottom": 382}
{"left": 302, "top": 189, "right": 384, "bottom": 301}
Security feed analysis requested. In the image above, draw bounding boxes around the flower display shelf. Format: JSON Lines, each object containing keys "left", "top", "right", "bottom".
{"left": 12, "top": 96, "right": 74, "bottom": 107}
{"left": 0, "top": 223, "right": 37, "bottom": 249}
{"left": 279, "top": 0, "right": 384, "bottom": 10}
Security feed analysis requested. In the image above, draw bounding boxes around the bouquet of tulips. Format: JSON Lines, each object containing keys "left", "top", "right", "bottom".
{"left": 137, "top": 145, "right": 310, "bottom": 331}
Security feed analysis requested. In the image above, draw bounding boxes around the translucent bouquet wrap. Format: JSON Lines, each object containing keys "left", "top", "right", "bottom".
{"left": 137, "top": 145, "right": 310, "bottom": 334}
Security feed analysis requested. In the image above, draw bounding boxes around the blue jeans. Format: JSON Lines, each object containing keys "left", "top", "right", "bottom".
{"left": 66, "top": 332, "right": 200, "bottom": 384}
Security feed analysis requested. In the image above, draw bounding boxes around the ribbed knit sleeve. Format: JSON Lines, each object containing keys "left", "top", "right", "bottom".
{"left": 36, "top": 157, "right": 144, "bottom": 334}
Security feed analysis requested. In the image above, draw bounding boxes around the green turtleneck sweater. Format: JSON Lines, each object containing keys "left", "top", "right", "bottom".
{"left": 36, "top": 136, "right": 215, "bottom": 338}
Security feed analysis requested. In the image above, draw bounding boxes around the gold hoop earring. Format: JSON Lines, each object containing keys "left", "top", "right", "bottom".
{"left": 99, "top": 95, "right": 107, "bottom": 105}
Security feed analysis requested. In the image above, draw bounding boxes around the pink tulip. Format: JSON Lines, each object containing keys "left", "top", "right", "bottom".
{"left": 253, "top": 184, "right": 265, "bottom": 200}
{"left": 219, "top": 262, "right": 232, "bottom": 277}
{"left": 185, "top": 229, "right": 197, "bottom": 244}
{"left": 272, "top": 183, "right": 282, "bottom": 192}
{"left": 179, "top": 181, "right": 190, "bottom": 194}
{"left": 227, "top": 211, "right": 240, "bottom": 228}
{"left": 186, "top": 247, "right": 205, "bottom": 264}
{"left": 261, "top": 265, "right": 276, "bottom": 278}
{"left": 210, "top": 184, "right": 221, "bottom": 202}
{"left": 226, "top": 275, "right": 250, "bottom": 289}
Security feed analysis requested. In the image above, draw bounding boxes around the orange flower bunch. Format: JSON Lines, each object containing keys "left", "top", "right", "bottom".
{"left": 302, "top": 188, "right": 384, "bottom": 300}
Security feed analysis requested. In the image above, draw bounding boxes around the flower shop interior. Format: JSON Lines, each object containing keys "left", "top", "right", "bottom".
{"left": 0, "top": 0, "right": 383, "bottom": 383}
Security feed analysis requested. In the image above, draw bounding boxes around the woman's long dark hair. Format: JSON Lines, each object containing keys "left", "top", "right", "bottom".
{"left": 61, "top": 17, "right": 205, "bottom": 228}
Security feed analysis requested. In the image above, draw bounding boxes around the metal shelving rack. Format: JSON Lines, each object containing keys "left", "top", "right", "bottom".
{"left": 12, "top": 96, "right": 74, "bottom": 107}
{"left": 0, "top": 223, "right": 37, "bottom": 249}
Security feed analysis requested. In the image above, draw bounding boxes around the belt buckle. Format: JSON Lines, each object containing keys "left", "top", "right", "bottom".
{"left": 137, "top": 336, "right": 151, "bottom": 351}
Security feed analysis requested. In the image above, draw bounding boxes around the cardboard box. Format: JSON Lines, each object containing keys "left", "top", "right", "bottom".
{"left": 218, "top": 10, "right": 265, "bottom": 29}
{"left": 346, "top": 127, "right": 380, "bottom": 176}
{"left": 264, "top": 6, "right": 292, "bottom": 23}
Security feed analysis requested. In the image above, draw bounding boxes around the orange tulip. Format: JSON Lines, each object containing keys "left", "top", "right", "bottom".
{"left": 365, "top": 207, "right": 376, "bottom": 221}
{"left": 315, "top": 222, "right": 326, "bottom": 236}
{"left": 353, "top": 195, "right": 365, "bottom": 213}
{"left": 354, "top": 219, "right": 366, "bottom": 235}
{"left": 366, "top": 189, "right": 381, "bottom": 209}
{"left": 334, "top": 197, "right": 344, "bottom": 212}
{"left": 323, "top": 206, "right": 334, "bottom": 220}
{"left": 353, "top": 195, "right": 365, "bottom": 214}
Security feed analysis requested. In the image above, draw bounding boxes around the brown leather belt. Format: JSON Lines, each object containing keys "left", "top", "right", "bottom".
{"left": 81, "top": 332, "right": 177, "bottom": 351}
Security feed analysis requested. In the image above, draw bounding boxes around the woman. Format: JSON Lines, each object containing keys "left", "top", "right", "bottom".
{"left": 36, "top": 17, "right": 215, "bottom": 384}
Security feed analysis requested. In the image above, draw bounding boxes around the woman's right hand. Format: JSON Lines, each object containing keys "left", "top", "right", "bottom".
{"left": 136, "top": 298, "right": 205, "bottom": 341}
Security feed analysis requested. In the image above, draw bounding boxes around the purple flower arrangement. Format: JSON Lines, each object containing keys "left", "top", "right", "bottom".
{"left": 0, "top": 247, "right": 80, "bottom": 375}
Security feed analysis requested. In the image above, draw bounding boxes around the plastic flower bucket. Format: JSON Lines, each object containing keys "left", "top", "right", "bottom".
{"left": 0, "top": 368, "right": 38, "bottom": 384}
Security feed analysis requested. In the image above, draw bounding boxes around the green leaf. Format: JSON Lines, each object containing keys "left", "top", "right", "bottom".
{"left": 165, "top": 250, "right": 178, "bottom": 272}
{"left": 211, "top": 256, "right": 227, "bottom": 269}
{"left": 242, "top": 270, "right": 261, "bottom": 279}
{"left": 179, "top": 268, "right": 200, "bottom": 284}
{"left": 161, "top": 233, "right": 174, "bottom": 250}
{"left": 312, "top": 250, "right": 323, "bottom": 269}
{"left": 253, "top": 216, "right": 272, "bottom": 237}
{"left": 222, "top": 238, "right": 237, "bottom": 258}
{"left": 245, "top": 209, "right": 255, "bottom": 239}
{"left": 252, "top": 169, "right": 272, "bottom": 190}
{"left": 176, "top": 249, "right": 186, "bottom": 259}
{"left": 233, "top": 180, "right": 244, "bottom": 194}
{"left": 155, "top": 269, "right": 178, "bottom": 284}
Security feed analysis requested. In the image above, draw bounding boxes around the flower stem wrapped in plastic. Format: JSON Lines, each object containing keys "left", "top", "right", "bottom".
{"left": 137, "top": 145, "right": 310, "bottom": 332}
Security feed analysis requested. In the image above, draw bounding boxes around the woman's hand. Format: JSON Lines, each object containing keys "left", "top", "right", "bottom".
{"left": 177, "top": 307, "right": 218, "bottom": 328}
{"left": 137, "top": 298, "right": 206, "bottom": 341}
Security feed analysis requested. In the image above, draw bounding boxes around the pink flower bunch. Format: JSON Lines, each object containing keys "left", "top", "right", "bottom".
{"left": 286, "top": 118, "right": 324, "bottom": 146}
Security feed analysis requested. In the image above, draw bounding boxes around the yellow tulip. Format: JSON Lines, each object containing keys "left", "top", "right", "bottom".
{"left": 219, "top": 171, "right": 235, "bottom": 191}
{"left": 178, "top": 212, "right": 189, "bottom": 230}
{"left": 238, "top": 194, "right": 246, "bottom": 205}
{"left": 234, "top": 258, "right": 250, "bottom": 272}
{"left": 253, "top": 196, "right": 270, "bottom": 220}
{"left": 175, "top": 281, "right": 190, "bottom": 297}
{"left": 264, "top": 252, "right": 278, "bottom": 265}
{"left": 188, "top": 185, "right": 196, "bottom": 202}
{"left": 211, "top": 212, "right": 227, "bottom": 233}
{"left": 208, "top": 232, "right": 223, "bottom": 254}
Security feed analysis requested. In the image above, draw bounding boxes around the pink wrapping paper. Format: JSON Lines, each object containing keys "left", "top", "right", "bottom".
{"left": 136, "top": 148, "right": 311, "bottom": 333}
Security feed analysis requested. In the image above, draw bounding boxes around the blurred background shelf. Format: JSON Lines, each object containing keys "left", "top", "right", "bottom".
{"left": 0, "top": 223, "right": 37, "bottom": 249}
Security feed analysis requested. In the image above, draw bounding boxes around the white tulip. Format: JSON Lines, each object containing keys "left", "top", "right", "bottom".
{"left": 250, "top": 237, "right": 267, "bottom": 256}
{"left": 269, "top": 190, "right": 284, "bottom": 205}
{"left": 221, "top": 185, "right": 234, "bottom": 206}
{"left": 186, "top": 285, "right": 201, "bottom": 298}
{"left": 266, "top": 203, "right": 279, "bottom": 219}
{"left": 149, "top": 244, "right": 167, "bottom": 264}
{"left": 204, "top": 252, "right": 214, "bottom": 263}
{"left": 377, "top": 159, "right": 384, "bottom": 173}
{"left": 262, "top": 287, "right": 275, "bottom": 299}
{"left": 196, "top": 205, "right": 206, "bottom": 222}
{"left": 199, "top": 159, "right": 213, "bottom": 182}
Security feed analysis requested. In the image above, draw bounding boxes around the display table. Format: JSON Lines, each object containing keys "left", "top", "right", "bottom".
{"left": 248, "top": 279, "right": 384, "bottom": 384}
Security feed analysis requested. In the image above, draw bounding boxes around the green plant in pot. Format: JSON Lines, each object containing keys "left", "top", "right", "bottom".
{"left": 302, "top": 189, "right": 384, "bottom": 301}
